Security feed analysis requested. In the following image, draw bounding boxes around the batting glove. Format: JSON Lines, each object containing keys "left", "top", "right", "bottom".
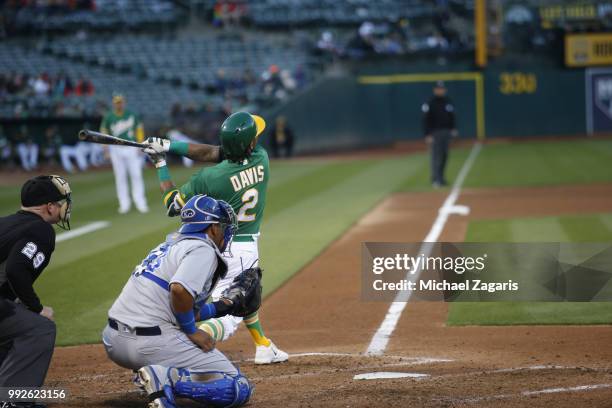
{"left": 146, "top": 151, "right": 167, "bottom": 168}
{"left": 142, "top": 137, "right": 171, "bottom": 155}
{"left": 167, "top": 192, "right": 184, "bottom": 217}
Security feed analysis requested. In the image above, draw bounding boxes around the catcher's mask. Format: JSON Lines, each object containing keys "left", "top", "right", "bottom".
{"left": 21, "top": 175, "right": 72, "bottom": 230}
{"left": 179, "top": 195, "right": 238, "bottom": 253}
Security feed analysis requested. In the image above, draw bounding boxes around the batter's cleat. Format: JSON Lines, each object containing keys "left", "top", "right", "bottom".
{"left": 137, "top": 365, "right": 176, "bottom": 408}
{"left": 254, "top": 341, "right": 289, "bottom": 364}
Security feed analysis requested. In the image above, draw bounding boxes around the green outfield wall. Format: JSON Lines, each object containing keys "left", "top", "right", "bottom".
{"left": 265, "top": 59, "right": 587, "bottom": 154}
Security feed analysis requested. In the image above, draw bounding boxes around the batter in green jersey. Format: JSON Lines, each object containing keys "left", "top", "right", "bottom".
{"left": 143, "top": 111, "right": 288, "bottom": 365}
{"left": 178, "top": 144, "right": 269, "bottom": 238}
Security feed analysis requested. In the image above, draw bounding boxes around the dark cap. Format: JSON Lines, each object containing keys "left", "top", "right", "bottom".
{"left": 21, "top": 175, "right": 67, "bottom": 207}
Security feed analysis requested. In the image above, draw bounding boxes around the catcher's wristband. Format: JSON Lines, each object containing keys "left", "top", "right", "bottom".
{"left": 197, "top": 303, "right": 216, "bottom": 321}
{"left": 156, "top": 165, "right": 171, "bottom": 181}
{"left": 196, "top": 301, "right": 233, "bottom": 321}
{"left": 175, "top": 310, "right": 197, "bottom": 335}
{"left": 169, "top": 141, "right": 189, "bottom": 157}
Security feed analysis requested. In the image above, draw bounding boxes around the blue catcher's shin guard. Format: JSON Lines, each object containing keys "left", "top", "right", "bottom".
{"left": 172, "top": 370, "right": 253, "bottom": 408}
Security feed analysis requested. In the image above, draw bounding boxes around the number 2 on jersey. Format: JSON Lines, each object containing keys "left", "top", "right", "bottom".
{"left": 237, "top": 188, "right": 258, "bottom": 222}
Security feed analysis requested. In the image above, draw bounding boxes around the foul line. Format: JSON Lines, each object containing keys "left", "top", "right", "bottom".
{"left": 461, "top": 383, "right": 612, "bottom": 404}
{"left": 366, "top": 143, "right": 482, "bottom": 356}
{"left": 56, "top": 221, "right": 110, "bottom": 242}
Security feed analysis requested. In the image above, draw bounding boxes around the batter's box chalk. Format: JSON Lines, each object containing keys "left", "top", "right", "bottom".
{"left": 353, "top": 372, "right": 429, "bottom": 380}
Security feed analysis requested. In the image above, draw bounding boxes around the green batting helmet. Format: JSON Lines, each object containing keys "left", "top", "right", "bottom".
{"left": 220, "top": 112, "right": 266, "bottom": 162}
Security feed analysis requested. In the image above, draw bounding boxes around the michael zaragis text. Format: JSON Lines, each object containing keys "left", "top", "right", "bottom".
{"left": 372, "top": 279, "right": 519, "bottom": 293}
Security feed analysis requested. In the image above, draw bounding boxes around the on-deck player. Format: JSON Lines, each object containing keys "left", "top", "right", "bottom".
{"left": 100, "top": 94, "right": 149, "bottom": 214}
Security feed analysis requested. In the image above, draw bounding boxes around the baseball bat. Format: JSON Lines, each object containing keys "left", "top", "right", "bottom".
{"left": 78, "top": 129, "right": 146, "bottom": 148}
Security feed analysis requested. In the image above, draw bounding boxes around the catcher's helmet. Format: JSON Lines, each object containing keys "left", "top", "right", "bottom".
{"left": 179, "top": 195, "right": 237, "bottom": 252}
{"left": 220, "top": 112, "right": 266, "bottom": 162}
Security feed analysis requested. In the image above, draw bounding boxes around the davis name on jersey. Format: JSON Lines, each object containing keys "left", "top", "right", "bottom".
{"left": 230, "top": 165, "right": 265, "bottom": 192}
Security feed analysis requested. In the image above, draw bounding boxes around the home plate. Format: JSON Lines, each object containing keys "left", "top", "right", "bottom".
{"left": 353, "top": 372, "right": 429, "bottom": 380}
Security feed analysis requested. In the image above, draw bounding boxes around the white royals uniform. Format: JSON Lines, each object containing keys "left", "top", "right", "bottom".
{"left": 103, "top": 234, "right": 237, "bottom": 375}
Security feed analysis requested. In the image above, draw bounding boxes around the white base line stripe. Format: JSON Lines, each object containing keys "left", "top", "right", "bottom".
{"left": 463, "top": 383, "right": 612, "bottom": 403}
{"left": 366, "top": 143, "right": 482, "bottom": 356}
{"left": 522, "top": 384, "right": 612, "bottom": 395}
{"left": 354, "top": 372, "right": 429, "bottom": 380}
{"left": 56, "top": 221, "right": 110, "bottom": 242}
{"left": 240, "top": 352, "right": 453, "bottom": 363}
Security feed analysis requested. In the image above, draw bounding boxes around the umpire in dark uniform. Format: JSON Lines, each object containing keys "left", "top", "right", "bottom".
{"left": 422, "top": 81, "right": 458, "bottom": 187}
{"left": 0, "top": 175, "right": 71, "bottom": 405}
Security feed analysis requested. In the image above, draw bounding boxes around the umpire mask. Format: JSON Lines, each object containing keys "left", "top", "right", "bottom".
{"left": 50, "top": 175, "right": 72, "bottom": 230}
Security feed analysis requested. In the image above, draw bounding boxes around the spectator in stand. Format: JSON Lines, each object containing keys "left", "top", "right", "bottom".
{"left": 29, "top": 75, "right": 43, "bottom": 96}
{"left": 15, "top": 125, "right": 38, "bottom": 172}
{"left": 293, "top": 65, "right": 307, "bottom": 89}
{"left": 52, "top": 71, "right": 73, "bottom": 98}
{"left": 41, "top": 126, "right": 63, "bottom": 167}
{"left": 269, "top": 116, "right": 295, "bottom": 158}
{"left": 262, "top": 65, "right": 287, "bottom": 100}
{"left": 346, "top": 21, "right": 376, "bottom": 58}
{"left": 213, "top": 0, "right": 245, "bottom": 28}
{"left": 280, "top": 69, "right": 296, "bottom": 93}
{"left": 75, "top": 76, "right": 94, "bottom": 96}
{"left": 6, "top": 73, "right": 25, "bottom": 95}
{"left": 242, "top": 68, "right": 257, "bottom": 86}
{"left": 317, "top": 31, "right": 340, "bottom": 57}
{"left": 214, "top": 69, "right": 228, "bottom": 95}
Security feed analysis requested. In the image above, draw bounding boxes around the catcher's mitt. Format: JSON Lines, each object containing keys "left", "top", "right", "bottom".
{"left": 221, "top": 267, "right": 262, "bottom": 317}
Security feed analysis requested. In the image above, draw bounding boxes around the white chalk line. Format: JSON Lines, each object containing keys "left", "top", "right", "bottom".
{"left": 238, "top": 351, "right": 452, "bottom": 363}
{"left": 366, "top": 142, "right": 482, "bottom": 356}
{"left": 72, "top": 353, "right": 454, "bottom": 393}
{"left": 354, "top": 372, "right": 429, "bottom": 380}
{"left": 78, "top": 361, "right": 610, "bottom": 398}
{"left": 56, "top": 221, "right": 110, "bottom": 242}
{"left": 523, "top": 384, "right": 612, "bottom": 395}
{"left": 459, "top": 383, "right": 612, "bottom": 404}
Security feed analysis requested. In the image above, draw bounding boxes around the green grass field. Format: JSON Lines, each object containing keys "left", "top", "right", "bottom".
{"left": 2, "top": 139, "right": 612, "bottom": 344}
{"left": 447, "top": 140, "right": 612, "bottom": 326}
{"left": 447, "top": 212, "right": 612, "bottom": 326}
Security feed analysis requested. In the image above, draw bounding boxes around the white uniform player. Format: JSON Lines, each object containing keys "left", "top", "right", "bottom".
{"left": 100, "top": 94, "right": 148, "bottom": 214}
{"left": 102, "top": 195, "right": 252, "bottom": 408}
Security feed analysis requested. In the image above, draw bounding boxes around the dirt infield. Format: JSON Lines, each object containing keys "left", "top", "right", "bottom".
{"left": 45, "top": 183, "right": 612, "bottom": 407}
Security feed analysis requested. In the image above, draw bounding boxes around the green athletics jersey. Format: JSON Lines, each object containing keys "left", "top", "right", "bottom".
{"left": 100, "top": 110, "right": 142, "bottom": 141}
{"left": 179, "top": 145, "right": 269, "bottom": 238}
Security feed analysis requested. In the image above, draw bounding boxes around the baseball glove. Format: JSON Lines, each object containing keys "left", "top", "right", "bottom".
{"left": 220, "top": 267, "right": 262, "bottom": 317}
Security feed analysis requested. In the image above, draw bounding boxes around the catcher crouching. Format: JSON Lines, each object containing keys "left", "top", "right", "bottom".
{"left": 102, "top": 194, "right": 261, "bottom": 408}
